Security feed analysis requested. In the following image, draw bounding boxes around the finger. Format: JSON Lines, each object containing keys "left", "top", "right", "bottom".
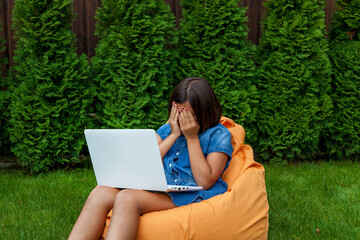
{"left": 178, "top": 108, "right": 186, "bottom": 127}
{"left": 173, "top": 106, "right": 179, "bottom": 122}
{"left": 185, "top": 109, "right": 199, "bottom": 131}
{"left": 183, "top": 109, "right": 193, "bottom": 130}
{"left": 183, "top": 108, "right": 193, "bottom": 125}
{"left": 170, "top": 102, "right": 177, "bottom": 121}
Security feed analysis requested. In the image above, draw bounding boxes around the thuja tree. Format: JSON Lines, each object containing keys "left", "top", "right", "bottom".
{"left": 326, "top": 0, "right": 360, "bottom": 159}
{"left": 0, "top": 20, "right": 10, "bottom": 154}
{"left": 254, "top": 0, "right": 333, "bottom": 162}
{"left": 177, "top": 0, "right": 258, "bottom": 140}
{"left": 0, "top": 83, "right": 10, "bottom": 155}
{"left": 9, "top": 0, "right": 94, "bottom": 173}
{"left": 91, "top": 0, "right": 178, "bottom": 129}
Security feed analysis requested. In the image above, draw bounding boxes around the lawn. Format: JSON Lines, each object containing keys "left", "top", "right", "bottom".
{"left": 0, "top": 161, "right": 359, "bottom": 239}
{"left": 265, "top": 161, "right": 360, "bottom": 240}
{"left": 0, "top": 168, "right": 96, "bottom": 240}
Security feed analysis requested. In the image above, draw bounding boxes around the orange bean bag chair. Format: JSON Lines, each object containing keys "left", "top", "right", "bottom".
{"left": 101, "top": 117, "right": 269, "bottom": 239}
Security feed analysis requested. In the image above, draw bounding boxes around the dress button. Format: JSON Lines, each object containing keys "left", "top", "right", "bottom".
{"left": 169, "top": 163, "right": 172, "bottom": 167}
{"left": 176, "top": 152, "right": 179, "bottom": 156}
{"left": 174, "top": 179, "right": 178, "bottom": 183}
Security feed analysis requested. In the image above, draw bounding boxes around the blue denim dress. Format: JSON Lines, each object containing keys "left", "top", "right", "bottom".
{"left": 156, "top": 123, "right": 233, "bottom": 207}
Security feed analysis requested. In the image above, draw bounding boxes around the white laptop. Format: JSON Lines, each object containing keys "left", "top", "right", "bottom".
{"left": 84, "top": 129, "right": 203, "bottom": 192}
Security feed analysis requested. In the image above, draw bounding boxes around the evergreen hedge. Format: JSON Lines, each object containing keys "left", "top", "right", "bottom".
{"left": 254, "top": 0, "right": 333, "bottom": 162}
{"left": 4, "top": 0, "right": 359, "bottom": 172}
{"left": 177, "top": 0, "right": 258, "bottom": 140}
{"left": 0, "top": 20, "right": 10, "bottom": 154}
{"left": 9, "top": 0, "right": 94, "bottom": 173}
{"left": 91, "top": 0, "right": 178, "bottom": 130}
{"left": 0, "top": 86, "right": 10, "bottom": 154}
{"left": 326, "top": 0, "right": 360, "bottom": 159}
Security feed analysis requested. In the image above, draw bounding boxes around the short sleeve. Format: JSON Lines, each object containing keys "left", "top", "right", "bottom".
{"left": 208, "top": 126, "right": 233, "bottom": 158}
{"left": 156, "top": 123, "right": 171, "bottom": 141}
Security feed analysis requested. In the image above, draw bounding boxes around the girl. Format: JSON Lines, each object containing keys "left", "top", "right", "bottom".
{"left": 68, "top": 77, "right": 233, "bottom": 240}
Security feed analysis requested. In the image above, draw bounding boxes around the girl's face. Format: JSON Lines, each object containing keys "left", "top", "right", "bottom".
{"left": 176, "top": 101, "right": 195, "bottom": 117}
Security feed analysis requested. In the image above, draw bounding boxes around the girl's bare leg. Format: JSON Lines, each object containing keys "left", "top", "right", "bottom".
{"left": 105, "top": 189, "right": 176, "bottom": 240}
{"left": 68, "top": 185, "right": 120, "bottom": 240}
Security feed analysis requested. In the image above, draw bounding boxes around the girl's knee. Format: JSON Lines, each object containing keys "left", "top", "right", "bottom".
{"left": 87, "top": 185, "right": 119, "bottom": 205}
{"left": 114, "top": 189, "right": 136, "bottom": 205}
{"left": 113, "top": 190, "right": 141, "bottom": 212}
{"left": 90, "top": 185, "right": 112, "bottom": 197}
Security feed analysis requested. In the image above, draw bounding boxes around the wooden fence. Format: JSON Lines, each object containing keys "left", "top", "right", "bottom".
{"left": 0, "top": 0, "right": 336, "bottom": 70}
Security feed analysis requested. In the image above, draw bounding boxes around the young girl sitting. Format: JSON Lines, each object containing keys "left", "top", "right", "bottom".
{"left": 68, "top": 77, "right": 233, "bottom": 240}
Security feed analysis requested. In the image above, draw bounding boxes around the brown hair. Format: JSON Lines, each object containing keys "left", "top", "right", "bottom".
{"left": 168, "top": 77, "right": 222, "bottom": 132}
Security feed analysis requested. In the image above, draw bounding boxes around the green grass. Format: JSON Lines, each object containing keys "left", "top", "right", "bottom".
{"left": 265, "top": 161, "right": 360, "bottom": 240}
{"left": 1, "top": 161, "right": 359, "bottom": 239}
{"left": 0, "top": 168, "right": 96, "bottom": 239}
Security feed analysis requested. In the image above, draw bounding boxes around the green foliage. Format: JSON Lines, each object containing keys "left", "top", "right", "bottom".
{"left": 0, "top": 88, "right": 11, "bottom": 155}
{"left": 91, "top": 0, "right": 178, "bottom": 129}
{"left": 326, "top": 0, "right": 360, "bottom": 159}
{"left": 177, "top": 0, "right": 258, "bottom": 140}
{"left": 9, "top": 0, "right": 94, "bottom": 173}
{"left": 0, "top": 22, "right": 7, "bottom": 66}
{"left": 0, "top": 20, "right": 10, "bottom": 155}
{"left": 254, "top": 0, "right": 333, "bottom": 162}
{"left": 329, "top": 0, "right": 360, "bottom": 41}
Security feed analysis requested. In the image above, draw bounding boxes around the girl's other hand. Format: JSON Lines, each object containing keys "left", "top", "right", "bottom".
{"left": 169, "top": 102, "right": 181, "bottom": 137}
{"left": 179, "top": 108, "right": 200, "bottom": 139}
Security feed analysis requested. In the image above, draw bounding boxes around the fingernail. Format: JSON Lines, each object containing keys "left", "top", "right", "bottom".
{"left": 185, "top": 108, "right": 188, "bottom": 111}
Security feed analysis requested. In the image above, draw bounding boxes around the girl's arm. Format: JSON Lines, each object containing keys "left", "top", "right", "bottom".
{"left": 157, "top": 102, "right": 181, "bottom": 159}
{"left": 157, "top": 133, "right": 178, "bottom": 159}
{"left": 179, "top": 109, "right": 228, "bottom": 190}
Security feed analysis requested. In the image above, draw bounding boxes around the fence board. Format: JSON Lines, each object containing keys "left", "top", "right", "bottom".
{"left": 1, "top": 0, "right": 14, "bottom": 72}
{"left": 84, "top": 0, "right": 101, "bottom": 58}
{"left": 164, "top": 0, "right": 183, "bottom": 28}
{"left": 244, "top": 0, "right": 267, "bottom": 45}
{"left": 0, "top": 0, "right": 6, "bottom": 76}
{"left": 72, "top": 0, "right": 85, "bottom": 55}
{"left": 0, "top": 0, "right": 337, "bottom": 71}
{"left": 325, "top": 0, "right": 337, "bottom": 34}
